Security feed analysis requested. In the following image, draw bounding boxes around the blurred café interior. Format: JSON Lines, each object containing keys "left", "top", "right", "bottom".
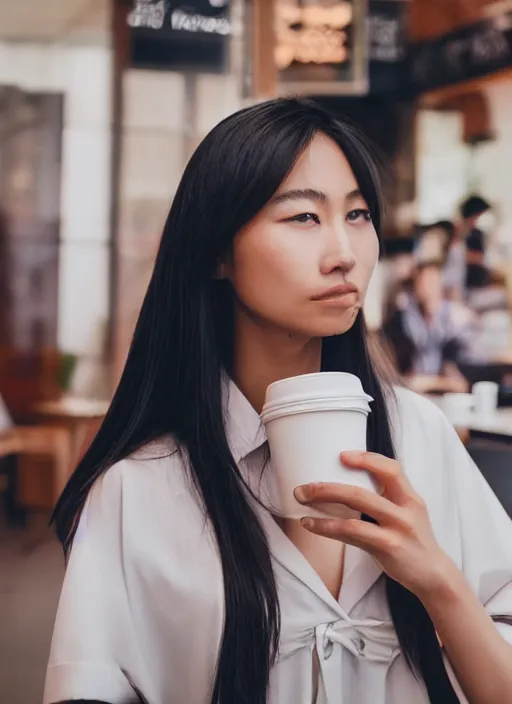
{"left": 2, "top": 0, "right": 512, "bottom": 524}
{"left": 1, "top": 0, "right": 512, "bottom": 698}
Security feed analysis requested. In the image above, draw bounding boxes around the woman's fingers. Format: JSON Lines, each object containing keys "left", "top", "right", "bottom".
{"left": 294, "top": 482, "right": 408, "bottom": 527}
{"left": 296, "top": 453, "right": 448, "bottom": 597}
{"left": 340, "top": 451, "right": 413, "bottom": 505}
{"left": 300, "top": 515, "right": 389, "bottom": 554}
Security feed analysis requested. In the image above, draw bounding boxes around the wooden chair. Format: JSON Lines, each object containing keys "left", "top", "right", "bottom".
{"left": 0, "top": 347, "right": 61, "bottom": 424}
{"left": 0, "top": 425, "right": 72, "bottom": 512}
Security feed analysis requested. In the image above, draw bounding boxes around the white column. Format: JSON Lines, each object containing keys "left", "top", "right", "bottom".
{"left": 58, "top": 44, "right": 113, "bottom": 397}
{"left": 0, "top": 39, "right": 114, "bottom": 397}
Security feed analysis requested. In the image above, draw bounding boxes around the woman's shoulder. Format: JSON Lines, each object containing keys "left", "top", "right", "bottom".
{"left": 387, "top": 385, "right": 456, "bottom": 460}
{"left": 386, "top": 386, "right": 467, "bottom": 518}
{"left": 389, "top": 384, "right": 448, "bottom": 428}
{"left": 99, "top": 433, "right": 184, "bottom": 479}
{"left": 85, "top": 435, "right": 195, "bottom": 525}
{"left": 70, "top": 434, "right": 218, "bottom": 585}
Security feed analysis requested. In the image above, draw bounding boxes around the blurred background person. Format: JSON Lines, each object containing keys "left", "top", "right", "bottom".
{"left": 438, "top": 219, "right": 468, "bottom": 301}
{"left": 460, "top": 195, "right": 493, "bottom": 292}
{"left": 382, "top": 260, "right": 476, "bottom": 393}
{"left": 414, "top": 220, "right": 455, "bottom": 267}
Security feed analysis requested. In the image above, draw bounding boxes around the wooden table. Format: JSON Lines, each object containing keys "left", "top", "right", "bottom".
{"left": 32, "top": 396, "right": 109, "bottom": 465}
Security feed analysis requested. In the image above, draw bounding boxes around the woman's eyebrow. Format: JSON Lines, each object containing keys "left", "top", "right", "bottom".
{"left": 270, "top": 187, "right": 365, "bottom": 207}
{"left": 345, "top": 188, "right": 364, "bottom": 205}
{"left": 271, "top": 188, "right": 327, "bottom": 205}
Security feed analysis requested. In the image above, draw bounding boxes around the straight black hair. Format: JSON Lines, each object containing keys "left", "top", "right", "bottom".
{"left": 52, "top": 98, "right": 459, "bottom": 703}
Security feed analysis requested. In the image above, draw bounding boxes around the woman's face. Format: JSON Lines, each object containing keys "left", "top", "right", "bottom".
{"left": 221, "top": 133, "right": 379, "bottom": 340}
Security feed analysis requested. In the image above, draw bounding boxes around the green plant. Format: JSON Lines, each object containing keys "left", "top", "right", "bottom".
{"left": 57, "top": 352, "right": 78, "bottom": 392}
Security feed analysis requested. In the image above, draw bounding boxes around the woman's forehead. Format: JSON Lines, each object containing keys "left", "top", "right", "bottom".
{"left": 279, "top": 134, "right": 360, "bottom": 199}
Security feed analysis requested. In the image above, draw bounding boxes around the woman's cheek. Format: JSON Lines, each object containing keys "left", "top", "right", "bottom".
{"left": 355, "top": 237, "right": 379, "bottom": 287}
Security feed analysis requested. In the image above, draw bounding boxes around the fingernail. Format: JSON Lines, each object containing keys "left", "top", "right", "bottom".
{"left": 301, "top": 517, "right": 314, "bottom": 529}
{"left": 294, "top": 486, "right": 306, "bottom": 502}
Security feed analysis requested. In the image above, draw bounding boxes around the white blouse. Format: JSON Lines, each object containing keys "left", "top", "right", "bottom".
{"left": 44, "top": 383, "right": 512, "bottom": 704}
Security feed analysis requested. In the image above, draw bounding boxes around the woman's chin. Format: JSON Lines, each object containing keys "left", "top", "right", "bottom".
{"left": 309, "top": 309, "right": 360, "bottom": 338}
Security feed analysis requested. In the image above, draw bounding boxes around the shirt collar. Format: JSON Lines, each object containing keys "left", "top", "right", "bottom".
{"left": 222, "top": 375, "right": 267, "bottom": 464}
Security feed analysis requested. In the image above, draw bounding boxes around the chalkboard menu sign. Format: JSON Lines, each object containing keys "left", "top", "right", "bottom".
{"left": 410, "top": 12, "right": 512, "bottom": 92}
{"left": 367, "top": 0, "right": 409, "bottom": 96}
{"left": 368, "top": 0, "right": 407, "bottom": 63}
{"left": 275, "top": 0, "right": 368, "bottom": 96}
{"left": 128, "top": 0, "right": 231, "bottom": 72}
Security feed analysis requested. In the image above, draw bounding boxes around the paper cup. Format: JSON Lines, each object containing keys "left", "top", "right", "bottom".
{"left": 472, "top": 381, "right": 499, "bottom": 416}
{"left": 260, "top": 372, "right": 376, "bottom": 520}
{"left": 442, "top": 393, "right": 473, "bottom": 425}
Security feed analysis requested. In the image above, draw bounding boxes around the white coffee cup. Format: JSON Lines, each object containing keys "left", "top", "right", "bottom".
{"left": 442, "top": 393, "right": 473, "bottom": 425}
{"left": 472, "top": 381, "right": 499, "bottom": 416}
{"left": 260, "top": 372, "right": 376, "bottom": 520}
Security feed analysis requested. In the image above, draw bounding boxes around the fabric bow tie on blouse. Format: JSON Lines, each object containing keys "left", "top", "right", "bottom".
{"left": 279, "top": 613, "right": 400, "bottom": 704}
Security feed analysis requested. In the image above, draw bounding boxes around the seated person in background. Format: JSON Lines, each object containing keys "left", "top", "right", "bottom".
{"left": 382, "top": 260, "right": 477, "bottom": 394}
{"left": 414, "top": 220, "right": 465, "bottom": 301}
{"left": 413, "top": 221, "right": 451, "bottom": 265}
{"left": 438, "top": 219, "right": 468, "bottom": 300}
{"left": 460, "top": 195, "right": 493, "bottom": 292}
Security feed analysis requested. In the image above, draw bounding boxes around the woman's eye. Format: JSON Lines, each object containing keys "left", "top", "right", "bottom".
{"left": 347, "top": 208, "right": 372, "bottom": 223}
{"left": 288, "top": 212, "right": 320, "bottom": 224}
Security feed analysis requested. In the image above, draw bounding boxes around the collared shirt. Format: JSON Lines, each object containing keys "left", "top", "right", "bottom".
{"left": 44, "top": 382, "right": 512, "bottom": 704}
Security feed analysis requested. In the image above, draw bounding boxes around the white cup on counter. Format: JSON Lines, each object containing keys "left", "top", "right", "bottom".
{"left": 472, "top": 381, "right": 499, "bottom": 416}
{"left": 442, "top": 393, "right": 474, "bottom": 425}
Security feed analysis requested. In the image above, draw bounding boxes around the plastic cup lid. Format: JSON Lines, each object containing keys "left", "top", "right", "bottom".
{"left": 264, "top": 372, "right": 372, "bottom": 406}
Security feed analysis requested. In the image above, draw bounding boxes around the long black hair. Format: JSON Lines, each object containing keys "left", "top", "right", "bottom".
{"left": 52, "top": 98, "right": 459, "bottom": 703}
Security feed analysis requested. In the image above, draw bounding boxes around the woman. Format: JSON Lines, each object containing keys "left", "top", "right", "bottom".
{"left": 45, "top": 99, "right": 512, "bottom": 704}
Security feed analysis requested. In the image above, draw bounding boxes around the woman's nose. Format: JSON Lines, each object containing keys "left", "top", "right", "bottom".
{"left": 320, "top": 226, "right": 356, "bottom": 275}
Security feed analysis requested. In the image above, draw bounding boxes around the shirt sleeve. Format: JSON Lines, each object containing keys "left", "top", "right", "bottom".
{"left": 44, "top": 465, "right": 141, "bottom": 704}
{"left": 446, "top": 422, "right": 512, "bottom": 643}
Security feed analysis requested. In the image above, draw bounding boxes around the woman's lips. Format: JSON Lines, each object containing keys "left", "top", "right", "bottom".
{"left": 312, "top": 283, "right": 359, "bottom": 301}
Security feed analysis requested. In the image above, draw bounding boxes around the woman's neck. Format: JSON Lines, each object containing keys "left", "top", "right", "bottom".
{"left": 232, "top": 313, "right": 322, "bottom": 414}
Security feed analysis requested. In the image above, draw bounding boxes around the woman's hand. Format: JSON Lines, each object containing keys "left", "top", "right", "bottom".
{"left": 294, "top": 451, "right": 457, "bottom": 599}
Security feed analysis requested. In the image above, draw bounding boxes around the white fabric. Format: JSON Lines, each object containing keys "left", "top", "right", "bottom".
{"left": 44, "top": 383, "right": 512, "bottom": 704}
